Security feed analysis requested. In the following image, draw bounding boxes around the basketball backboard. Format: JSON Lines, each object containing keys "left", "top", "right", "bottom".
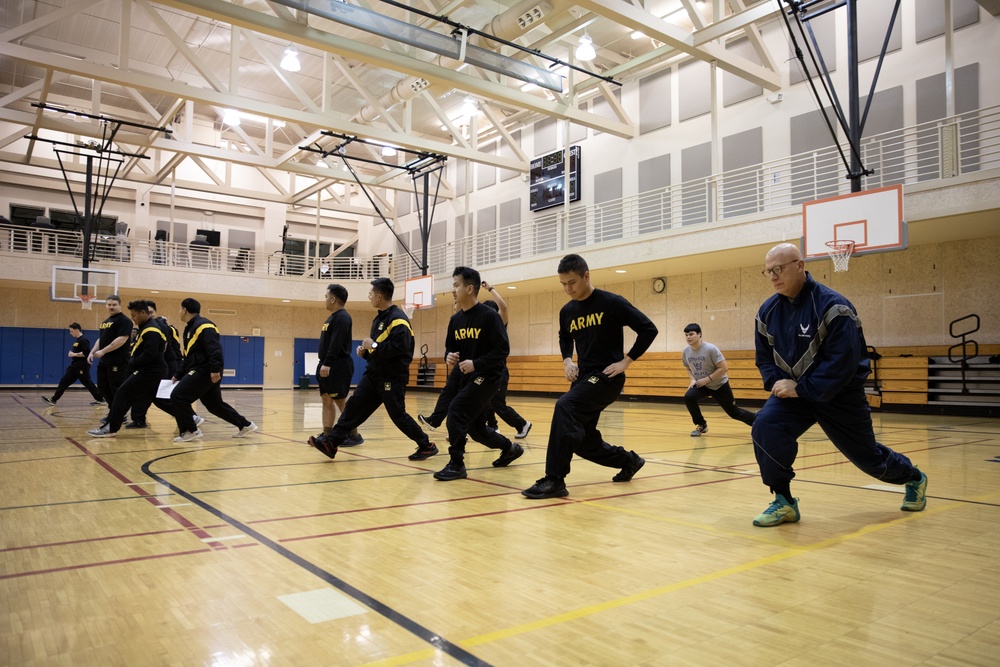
{"left": 50, "top": 265, "right": 119, "bottom": 304}
{"left": 404, "top": 275, "right": 435, "bottom": 311}
{"left": 803, "top": 184, "right": 906, "bottom": 259}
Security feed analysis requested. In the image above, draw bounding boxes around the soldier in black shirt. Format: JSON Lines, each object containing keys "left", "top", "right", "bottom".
{"left": 43, "top": 323, "right": 104, "bottom": 405}
{"left": 310, "top": 278, "right": 437, "bottom": 462}
{"left": 308, "top": 284, "right": 362, "bottom": 448}
{"left": 126, "top": 301, "right": 188, "bottom": 429}
{"left": 432, "top": 267, "right": 523, "bottom": 481}
{"left": 523, "top": 254, "right": 658, "bottom": 499}
{"left": 88, "top": 294, "right": 133, "bottom": 413}
{"left": 87, "top": 300, "right": 166, "bottom": 437}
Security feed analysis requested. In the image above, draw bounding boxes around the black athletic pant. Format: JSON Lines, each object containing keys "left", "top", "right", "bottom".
{"left": 684, "top": 381, "right": 756, "bottom": 428}
{"left": 106, "top": 372, "right": 160, "bottom": 432}
{"left": 445, "top": 375, "right": 512, "bottom": 464}
{"left": 52, "top": 365, "right": 102, "bottom": 402}
{"left": 161, "top": 370, "right": 250, "bottom": 434}
{"left": 426, "top": 365, "right": 461, "bottom": 427}
{"left": 97, "top": 362, "right": 129, "bottom": 409}
{"left": 545, "top": 371, "right": 631, "bottom": 480}
{"left": 328, "top": 373, "right": 431, "bottom": 448}
{"left": 483, "top": 368, "right": 527, "bottom": 431}
{"left": 130, "top": 370, "right": 178, "bottom": 425}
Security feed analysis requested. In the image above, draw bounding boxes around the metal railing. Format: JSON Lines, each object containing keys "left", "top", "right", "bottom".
{"left": 396, "top": 105, "right": 1000, "bottom": 281}
{"left": 0, "top": 225, "right": 394, "bottom": 281}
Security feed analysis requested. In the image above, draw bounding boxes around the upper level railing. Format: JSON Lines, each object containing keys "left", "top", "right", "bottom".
{"left": 398, "top": 105, "right": 1000, "bottom": 281}
{"left": 0, "top": 225, "right": 394, "bottom": 282}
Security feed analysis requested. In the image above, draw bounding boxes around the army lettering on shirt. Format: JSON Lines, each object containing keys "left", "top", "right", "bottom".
{"left": 558, "top": 289, "right": 658, "bottom": 377}
{"left": 98, "top": 312, "right": 133, "bottom": 365}
{"left": 445, "top": 302, "right": 509, "bottom": 383}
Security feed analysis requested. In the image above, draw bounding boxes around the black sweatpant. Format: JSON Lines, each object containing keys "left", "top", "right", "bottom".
{"left": 161, "top": 370, "right": 250, "bottom": 434}
{"left": 52, "top": 365, "right": 102, "bottom": 402}
{"left": 684, "top": 381, "right": 756, "bottom": 428}
{"left": 106, "top": 372, "right": 161, "bottom": 432}
{"left": 426, "top": 365, "right": 461, "bottom": 427}
{"left": 445, "top": 375, "right": 512, "bottom": 464}
{"left": 97, "top": 362, "right": 129, "bottom": 409}
{"left": 544, "top": 371, "right": 632, "bottom": 480}
{"left": 483, "top": 368, "right": 528, "bottom": 431}
{"left": 328, "top": 373, "right": 431, "bottom": 448}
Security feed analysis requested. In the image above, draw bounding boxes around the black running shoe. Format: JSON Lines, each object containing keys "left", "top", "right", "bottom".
{"left": 492, "top": 443, "right": 524, "bottom": 468}
{"left": 433, "top": 461, "right": 467, "bottom": 481}
{"left": 408, "top": 442, "right": 439, "bottom": 461}
{"left": 341, "top": 433, "right": 364, "bottom": 447}
{"left": 90, "top": 399, "right": 107, "bottom": 406}
{"left": 417, "top": 414, "right": 437, "bottom": 431}
{"left": 612, "top": 451, "right": 645, "bottom": 482}
{"left": 308, "top": 434, "right": 338, "bottom": 459}
{"left": 125, "top": 421, "right": 148, "bottom": 429}
{"left": 42, "top": 397, "right": 56, "bottom": 406}
{"left": 522, "top": 476, "right": 569, "bottom": 499}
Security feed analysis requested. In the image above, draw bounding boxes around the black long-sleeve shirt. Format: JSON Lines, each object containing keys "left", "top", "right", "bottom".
{"left": 182, "top": 315, "right": 224, "bottom": 374}
{"left": 128, "top": 322, "right": 167, "bottom": 376}
{"left": 153, "top": 317, "right": 181, "bottom": 378}
{"left": 362, "top": 304, "right": 414, "bottom": 382}
{"left": 319, "top": 309, "right": 353, "bottom": 367}
{"left": 559, "top": 289, "right": 658, "bottom": 376}
{"left": 445, "top": 302, "right": 509, "bottom": 384}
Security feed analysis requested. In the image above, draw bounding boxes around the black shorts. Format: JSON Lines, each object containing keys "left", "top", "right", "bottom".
{"left": 317, "top": 359, "right": 353, "bottom": 399}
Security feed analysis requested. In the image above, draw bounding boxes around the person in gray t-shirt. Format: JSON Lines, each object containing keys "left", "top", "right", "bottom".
{"left": 682, "top": 323, "right": 756, "bottom": 436}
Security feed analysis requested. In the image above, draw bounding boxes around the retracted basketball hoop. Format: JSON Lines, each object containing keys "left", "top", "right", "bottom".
{"left": 825, "top": 240, "right": 855, "bottom": 272}
{"left": 79, "top": 294, "right": 96, "bottom": 310}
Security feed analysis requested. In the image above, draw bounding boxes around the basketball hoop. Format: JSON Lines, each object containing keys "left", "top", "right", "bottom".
{"left": 79, "top": 294, "right": 96, "bottom": 310}
{"left": 403, "top": 304, "right": 416, "bottom": 319}
{"left": 825, "top": 240, "right": 855, "bottom": 272}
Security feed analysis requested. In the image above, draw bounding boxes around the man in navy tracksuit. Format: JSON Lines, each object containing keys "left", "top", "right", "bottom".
{"left": 750, "top": 243, "right": 928, "bottom": 527}
{"left": 522, "top": 254, "right": 658, "bottom": 499}
{"left": 432, "top": 266, "right": 523, "bottom": 481}
{"left": 310, "top": 278, "right": 437, "bottom": 462}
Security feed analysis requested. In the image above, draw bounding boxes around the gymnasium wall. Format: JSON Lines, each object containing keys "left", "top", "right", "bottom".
{"left": 408, "top": 235, "right": 1000, "bottom": 359}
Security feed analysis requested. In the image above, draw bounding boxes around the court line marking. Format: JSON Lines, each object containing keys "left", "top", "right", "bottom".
{"left": 362, "top": 500, "right": 971, "bottom": 667}
{"left": 140, "top": 449, "right": 495, "bottom": 667}
{"left": 200, "top": 534, "right": 246, "bottom": 542}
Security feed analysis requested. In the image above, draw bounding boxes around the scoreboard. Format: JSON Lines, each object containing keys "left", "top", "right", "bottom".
{"left": 529, "top": 145, "right": 581, "bottom": 212}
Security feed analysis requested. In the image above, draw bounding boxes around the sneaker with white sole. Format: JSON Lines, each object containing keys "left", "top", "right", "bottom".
{"left": 90, "top": 399, "right": 107, "bottom": 406}
{"left": 193, "top": 415, "right": 205, "bottom": 428}
{"left": 173, "top": 428, "right": 203, "bottom": 443}
{"left": 901, "top": 471, "right": 928, "bottom": 511}
{"left": 42, "top": 397, "right": 56, "bottom": 406}
{"left": 515, "top": 421, "right": 532, "bottom": 439}
{"left": 752, "top": 493, "right": 800, "bottom": 527}
{"left": 691, "top": 423, "right": 708, "bottom": 437}
{"left": 233, "top": 422, "right": 257, "bottom": 438}
{"left": 87, "top": 425, "right": 116, "bottom": 438}
{"left": 417, "top": 414, "right": 437, "bottom": 431}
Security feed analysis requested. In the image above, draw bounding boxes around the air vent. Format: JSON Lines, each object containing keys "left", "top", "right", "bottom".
{"left": 208, "top": 309, "right": 237, "bottom": 315}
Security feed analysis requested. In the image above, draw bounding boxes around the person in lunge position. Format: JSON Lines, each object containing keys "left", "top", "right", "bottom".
{"left": 682, "top": 323, "right": 756, "bottom": 436}
{"left": 43, "top": 323, "right": 104, "bottom": 406}
{"left": 749, "top": 243, "right": 927, "bottom": 527}
{"left": 522, "top": 254, "right": 658, "bottom": 499}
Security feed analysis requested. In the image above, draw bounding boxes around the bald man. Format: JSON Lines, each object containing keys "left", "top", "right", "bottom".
{"left": 750, "top": 243, "right": 927, "bottom": 526}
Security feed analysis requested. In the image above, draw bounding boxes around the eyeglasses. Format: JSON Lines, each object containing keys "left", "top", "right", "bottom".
{"left": 761, "top": 261, "right": 799, "bottom": 278}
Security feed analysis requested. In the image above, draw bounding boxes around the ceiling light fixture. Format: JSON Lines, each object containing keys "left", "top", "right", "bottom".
{"left": 222, "top": 109, "right": 241, "bottom": 126}
{"left": 630, "top": 31, "right": 646, "bottom": 40}
{"left": 460, "top": 96, "right": 478, "bottom": 118}
{"left": 615, "top": 270, "right": 627, "bottom": 273}
{"left": 575, "top": 33, "right": 596, "bottom": 62}
{"left": 280, "top": 46, "right": 301, "bottom": 72}
{"left": 273, "top": 119, "right": 286, "bottom": 129}
{"left": 380, "top": 145, "right": 398, "bottom": 157}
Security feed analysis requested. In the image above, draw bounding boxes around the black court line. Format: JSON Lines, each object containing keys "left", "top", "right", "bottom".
{"left": 140, "top": 450, "right": 494, "bottom": 667}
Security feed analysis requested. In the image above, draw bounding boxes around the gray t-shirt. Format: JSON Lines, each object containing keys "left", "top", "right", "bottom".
{"left": 682, "top": 342, "right": 728, "bottom": 390}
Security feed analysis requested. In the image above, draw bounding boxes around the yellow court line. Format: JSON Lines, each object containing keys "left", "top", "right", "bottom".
{"left": 362, "top": 497, "right": 980, "bottom": 667}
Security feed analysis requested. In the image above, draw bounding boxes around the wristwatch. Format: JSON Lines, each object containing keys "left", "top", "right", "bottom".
{"left": 370, "top": 342, "right": 378, "bottom": 350}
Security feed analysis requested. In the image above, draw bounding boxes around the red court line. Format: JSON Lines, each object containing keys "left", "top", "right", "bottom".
{"left": 0, "top": 528, "right": 186, "bottom": 554}
{"left": 0, "top": 547, "right": 213, "bottom": 581}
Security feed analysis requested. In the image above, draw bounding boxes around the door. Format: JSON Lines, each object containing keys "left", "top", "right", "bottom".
{"left": 263, "top": 336, "right": 294, "bottom": 388}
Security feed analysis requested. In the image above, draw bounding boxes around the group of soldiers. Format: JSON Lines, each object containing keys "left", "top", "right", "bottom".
{"left": 307, "top": 246, "right": 929, "bottom": 527}
{"left": 45, "top": 296, "right": 256, "bottom": 442}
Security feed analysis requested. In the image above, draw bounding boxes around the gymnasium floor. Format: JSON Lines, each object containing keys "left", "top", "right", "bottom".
{"left": 2, "top": 388, "right": 998, "bottom": 666}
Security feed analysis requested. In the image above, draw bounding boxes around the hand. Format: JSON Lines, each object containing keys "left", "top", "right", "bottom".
{"left": 211, "top": 372, "right": 222, "bottom": 383}
{"left": 361, "top": 337, "right": 375, "bottom": 351}
{"left": 446, "top": 351, "right": 460, "bottom": 365}
{"left": 564, "top": 359, "right": 579, "bottom": 382}
{"left": 458, "top": 359, "right": 475, "bottom": 374}
{"left": 94, "top": 349, "right": 104, "bottom": 359}
{"left": 356, "top": 345, "right": 365, "bottom": 357}
{"left": 68, "top": 351, "right": 75, "bottom": 358}
{"left": 772, "top": 379, "right": 798, "bottom": 398}
{"left": 481, "top": 280, "right": 492, "bottom": 292}
{"left": 696, "top": 377, "right": 709, "bottom": 388}
{"left": 603, "top": 359, "right": 630, "bottom": 378}
{"left": 319, "top": 364, "right": 330, "bottom": 378}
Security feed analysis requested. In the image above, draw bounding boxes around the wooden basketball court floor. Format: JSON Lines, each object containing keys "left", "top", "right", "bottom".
{"left": 2, "top": 388, "right": 999, "bottom": 666}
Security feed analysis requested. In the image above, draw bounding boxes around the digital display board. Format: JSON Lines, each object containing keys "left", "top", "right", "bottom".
{"left": 529, "top": 145, "right": 581, "bottom": 212}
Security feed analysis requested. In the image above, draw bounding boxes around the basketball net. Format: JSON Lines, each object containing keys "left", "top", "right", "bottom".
{"left": 825, "top": 240, "right": 855, "bottom": 272}
{"left": 79, "top": 294, "right": 96, "bottom": 310}
{"left": 403, "top": 304, "right": 416, "bottom": 319}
